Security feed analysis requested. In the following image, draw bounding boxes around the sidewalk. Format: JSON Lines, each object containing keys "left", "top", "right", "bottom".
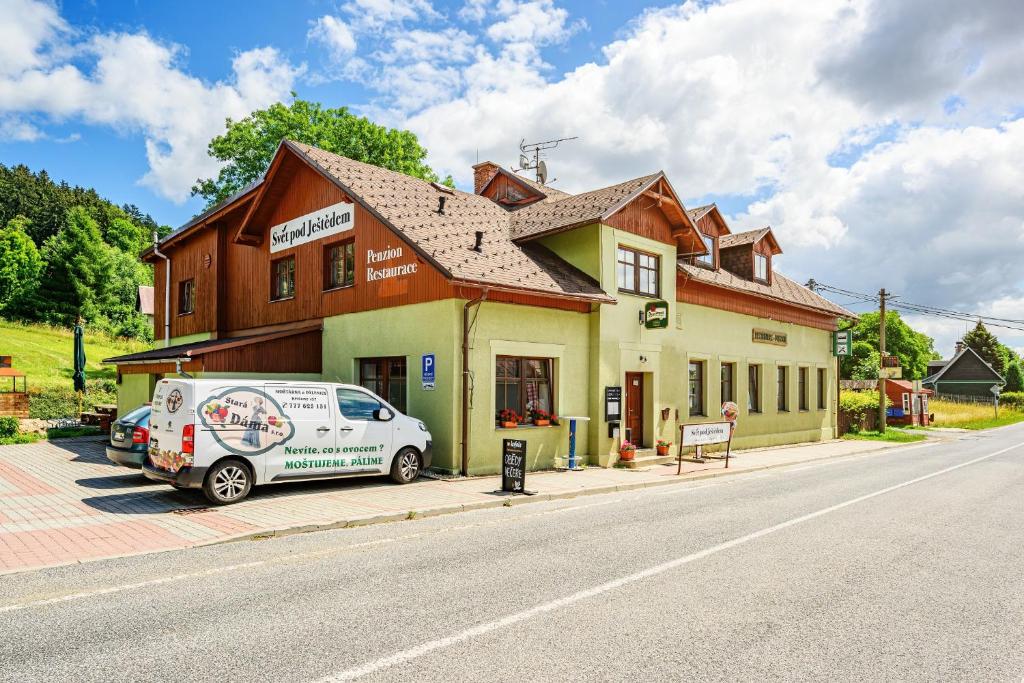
{"left": 0, "top": 436, "right": 921, "bottom": 575}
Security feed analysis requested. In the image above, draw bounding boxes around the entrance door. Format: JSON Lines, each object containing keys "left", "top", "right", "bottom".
{"left": 625, "top": 372, "right": 644, "bottom": 446}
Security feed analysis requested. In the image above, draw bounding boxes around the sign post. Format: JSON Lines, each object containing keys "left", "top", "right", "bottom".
{"left": 991, "top": 384, "right": 1001, "bottom": 419}
{"left": 421, "top": 353, "right": 435, "bottom": 390}
{"left": 498, "top": 438, "right": 534, "bottom": 495}
{"left": 677, "top": 422, "right": 733, "bottom": 474}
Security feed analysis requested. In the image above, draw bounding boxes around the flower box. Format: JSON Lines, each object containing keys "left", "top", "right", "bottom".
{"left": 501, "top": 421, "right": 518, "bottom": 429}
{"left": 534, "top": 419, "right": 550, "bottom": 426}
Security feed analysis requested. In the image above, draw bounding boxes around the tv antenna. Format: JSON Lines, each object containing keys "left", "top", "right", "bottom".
{"left": 516, "top": 136, "right": 577, "bottom": 185}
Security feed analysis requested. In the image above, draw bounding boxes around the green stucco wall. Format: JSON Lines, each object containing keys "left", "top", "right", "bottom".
{"left": 117, "top": 374, "right": 154, "bottom": 414}
{"left": 159, "top": 332, "right": 212, "bottom": 348}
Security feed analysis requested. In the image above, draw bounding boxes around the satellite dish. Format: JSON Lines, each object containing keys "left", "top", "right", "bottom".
{"left": 537, "top": 160, "right": 548, "bottom": 184}
{"left": 519, "top": 154, "right": 530, "bottom": 169}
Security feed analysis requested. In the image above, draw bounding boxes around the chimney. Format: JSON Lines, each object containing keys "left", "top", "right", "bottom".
{"left": 472, "top": 161, "right": 500, "bottom": 195}
{"left": 955, "top": 340, "right": 965, "bottom": 355}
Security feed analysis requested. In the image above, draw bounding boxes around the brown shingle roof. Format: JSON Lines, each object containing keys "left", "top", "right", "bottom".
{"left": 719, "top": 228, "right": 770, "bottom": 248}
{"left": 507, "top": 171, "right": 572, "bottom": 203}
{"left": 509, "top": 173, "right": 662, "bottom": 240}
{"left": 288, "top": 141, "right": 612, "bottom": 302}
{"left": 678, "top": 261, "right": 854, "bottom": 318}
{"left": 686, "top": 204, "right": 715, "bottom": 222}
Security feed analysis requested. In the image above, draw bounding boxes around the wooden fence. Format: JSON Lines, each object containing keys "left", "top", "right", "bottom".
{"left": 933, "top": 393, "right": 995, "bottom": 405}
{"left": 838, "top": 407, "right": 880, "bottom": 435}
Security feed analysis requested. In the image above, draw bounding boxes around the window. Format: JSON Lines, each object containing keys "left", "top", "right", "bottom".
{"left": 689, "top": 361, "right": 705, "bottom": 416}
{"left": 817, "top": 368, "right": 827, "bottom": 410}
{"left": 616, "top": 246, "right": 659, "bottom": 296}
{"left": 902, "top": 393, "right": 911, "bottom": 412}
{"left": 754, "top": 253, "right": 768, "bottom": 281}
{"left": 359, "top": 357, "right": 407, "bottom": 413}
{"left": 721, "top": 363, "right": 734, "bottom": 404}
{"left": 495, "top": 356, "right": 553, "bottom": 424}
{"left": 177, "top": 279, "right": 194, "bottom": 315}
{"left": 325, "top": 240, "right": 355, "bottom": 290}
{"left": 271, "top": 256, "right": 295, "bottom": 301}
{"left": 697, "top": 233, "right": 715, "bottom": 266}
{"left": 748, "top": 364, "right": 761, "bottom": 413}
{"left": 336, "top": 387, "right": 382, "bottom": 421}
{"left": 777, "top": 366, "right": 788, "bottom": 412}
{"left": 798, "top": 367, "right": 808, "bottom": 411}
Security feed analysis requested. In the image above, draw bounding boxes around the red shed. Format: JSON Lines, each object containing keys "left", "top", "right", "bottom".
{"left": 885, "top": 379, "right": 933, "bottom": 426}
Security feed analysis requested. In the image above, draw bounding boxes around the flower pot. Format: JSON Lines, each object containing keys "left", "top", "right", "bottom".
{"left": 656, "top": 445, "right": 669, "bottom": 456}
{"left": 501, "top": 421, "right": 517, "bottom": 429}
{"left": 534, "top": 419, "right": 550, "bottom": 426}
{"left": 619, "top": 448, "right": 636, "bottom": 462}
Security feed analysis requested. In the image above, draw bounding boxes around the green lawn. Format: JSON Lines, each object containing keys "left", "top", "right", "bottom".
{"left": 927, "top": 399, "right": 1024, "bottom": 431}
{"left": 842, "top": 430, "right": 927, "bottom": 443}
{"left": 0, "top": 319, "right": 147, "bottom": 390}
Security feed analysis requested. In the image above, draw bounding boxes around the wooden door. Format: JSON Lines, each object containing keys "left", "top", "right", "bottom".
{"left": 625, "top": 372, "right": 644, "bottom": 446}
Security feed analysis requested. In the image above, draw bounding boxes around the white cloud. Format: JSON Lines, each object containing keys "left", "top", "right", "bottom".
{"left": 0, "top": 0, "right": 68, "bottom": 77}
{"left": 342, "top": 0, "right": 440, "bottom": 31}
{"left": 381, "top": 28, "right": 476, "bottom": 64}
{"left": 308, "top": 15, "right": 357, "bottom": 61}
{"left": 486, "top": 0, "right": 583, "bottom": 46}
{"left": 0, "top": 116, "right": 45, "bottom": 141}
{"left": 0, "top": 2, "right": 303, "bottom": 202}
{"left": 458, "top": 0, "right": 488, "bottom": 23}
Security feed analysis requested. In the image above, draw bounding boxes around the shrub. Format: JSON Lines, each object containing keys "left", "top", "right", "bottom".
{"left": 28, "top": 379, "right": 118, "bottom": 420}
{"left": 998, "top": 391, "right": 1024, "bottom": 409}
{"left": 839, "top": 390, "right": 891, "bottom": 433}
{"left": 0, "top": 416, "right": 19, "bottom": 438}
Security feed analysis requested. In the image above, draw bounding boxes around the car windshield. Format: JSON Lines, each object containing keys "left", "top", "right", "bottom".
{"left": 120, "top": 405, "right": 151, "bottom": 426}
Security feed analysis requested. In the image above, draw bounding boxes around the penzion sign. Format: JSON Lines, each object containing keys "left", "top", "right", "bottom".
{"left": 269, "top": 201, "right": 355, "bottom": 254}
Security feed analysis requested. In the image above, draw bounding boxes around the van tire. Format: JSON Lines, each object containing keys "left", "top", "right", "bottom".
{"left": 203, "top": 459, "right": 253, "bottom": 505}
{"left": 390, "top": 448, "right": 422, "bottom": 484}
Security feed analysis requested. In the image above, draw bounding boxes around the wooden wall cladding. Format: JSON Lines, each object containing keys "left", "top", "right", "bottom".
{"left": 155, "top": 227, "right": 218, "bottom": 339}
{"left": 604, "top": 198, "right": 676, "bottom": 246}
{"left": 480, "top": 173, "right": 537, "bottom": 205}
{"left": 202, "top": 330, "right": 322, "bottom": 374}
{"left": 678, "top": 279, "right": 837, "bottom": 331}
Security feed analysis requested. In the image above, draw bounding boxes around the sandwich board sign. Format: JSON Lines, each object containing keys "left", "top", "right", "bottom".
{"left": 498, "top": 439, "right": 534, "bottom": 495}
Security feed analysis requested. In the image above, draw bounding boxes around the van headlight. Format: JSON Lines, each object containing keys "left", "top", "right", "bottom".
{"left": 417, "top": 421, "right": 428, "bottom": 432}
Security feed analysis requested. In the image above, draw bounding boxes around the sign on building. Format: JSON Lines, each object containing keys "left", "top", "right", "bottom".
{"left": 421, "top": 353, "right": 435, "bottom": 390}
{"left": 604, "top": 386, "right": 622, "bottom": 421}
{"left": 752, "top": 328, "right": 788, "bottom": 346}
{"left": 834, "top": 330, "right": 852, "bottom": 356}
{"left": 644, "top": 300, "right": 669, "bottom": 329}
{"left": 269, "top": 201, "right": 355, "bottom": 254}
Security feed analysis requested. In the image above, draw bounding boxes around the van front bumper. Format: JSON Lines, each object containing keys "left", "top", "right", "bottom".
{"left": 142, "top": 460, "right": 208, "bottom": 489}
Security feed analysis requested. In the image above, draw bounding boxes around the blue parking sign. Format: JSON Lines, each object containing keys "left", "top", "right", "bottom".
{"left": 422, "top": 353, "right": 436, "bottom": 390}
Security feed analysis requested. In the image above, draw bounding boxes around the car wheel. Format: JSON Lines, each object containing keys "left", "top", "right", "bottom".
{"left": 390, "top": 448, "right": 422, "bottom": 484}
{"left": 203, "top": 459, "right": 252, "bottom": 505}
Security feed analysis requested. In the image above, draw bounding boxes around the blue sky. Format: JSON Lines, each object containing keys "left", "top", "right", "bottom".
{"left": 2, "top": 0, "right": 1023, "bottom": 355}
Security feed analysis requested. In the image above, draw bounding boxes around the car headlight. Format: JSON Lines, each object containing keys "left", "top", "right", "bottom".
{"left": 417, "top": 421, "right": 428, "bottom": 432}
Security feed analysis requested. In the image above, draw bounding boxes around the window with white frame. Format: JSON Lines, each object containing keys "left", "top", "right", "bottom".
{"left": 697, "top": 233, "right": 714, "bottom": 266}
{"left": 754, "top": 253, "right": 768, "bottom": 281}
{"left": 902, "top": 393, "right": 911, "bottom": 412}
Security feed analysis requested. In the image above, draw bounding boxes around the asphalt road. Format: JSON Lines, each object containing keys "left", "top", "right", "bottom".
{"left": 2, "top": 426, "right": 1023, "bottom": 682}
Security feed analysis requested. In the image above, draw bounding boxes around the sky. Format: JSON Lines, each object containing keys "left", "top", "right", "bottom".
{"left": 1, "top": 0, "right": 1023, "bottom": 358}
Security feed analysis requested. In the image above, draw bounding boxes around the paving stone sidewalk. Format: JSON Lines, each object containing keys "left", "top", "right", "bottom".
{"left": 0, "top": 436, "right": 914, "bottom": 575}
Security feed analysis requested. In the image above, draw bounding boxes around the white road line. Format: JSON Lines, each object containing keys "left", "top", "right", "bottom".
{"left": 0, "top": 496, "right": 620, "bottom": 614}
{"left": 316, "top": 440, "right": 1024, "bottom": 682}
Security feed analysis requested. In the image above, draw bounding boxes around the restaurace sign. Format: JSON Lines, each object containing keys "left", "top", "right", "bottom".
{"left": 366, "top": 245, "right": 418, "bottom": 281}
{"left": 269, "top": 201, "right": 355, "bottom": 254}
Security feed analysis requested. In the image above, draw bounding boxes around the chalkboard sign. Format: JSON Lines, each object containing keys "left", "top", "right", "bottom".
{"left": 502, "top": 439, "right": 526, "bottom": 493}
{"left": 605, "top": 386, "right": 622, "bottom": 421}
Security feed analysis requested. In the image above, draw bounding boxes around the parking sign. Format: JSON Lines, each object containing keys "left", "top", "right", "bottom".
{"left": 421, "top": 353, "right": 435, "bottom": 390}
{"left": 834, "top": 330, "right": 852, "bottom": 356}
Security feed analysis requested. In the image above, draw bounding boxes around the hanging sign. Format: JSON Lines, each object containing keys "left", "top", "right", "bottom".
{"left": 644, "top": 300, "right": 669, "bottom": 329}
{"left": 501, "top": 438, "right": 526, "bottom": 493}
{"left": 421, "top": 353, "right": 435, "bottom": 390}
{"left": 270, "top": 201, "right": 355, "bottom": 253}
{"left": 834, "top": 330, "right": 852, "bottom": 356}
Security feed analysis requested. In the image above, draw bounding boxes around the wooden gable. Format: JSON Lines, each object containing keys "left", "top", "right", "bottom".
{"left": 604, "top": 176, "right": 704, "bottom": 255}
{"left": 478, "top": 169, "right": 546, "bottom": 208}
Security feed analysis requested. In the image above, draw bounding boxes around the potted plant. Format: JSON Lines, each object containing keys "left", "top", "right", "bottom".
{"left": 531, "top": 408, "right": 552, "bottom": 426}
{"left": 619, "top": 440, "right": 637, "bottom": 461}
{"left": 498, "top": 409, "right": 521, "bottom": 429}
{"left": 656, "top": 439, "right": 672, "bottom": 456}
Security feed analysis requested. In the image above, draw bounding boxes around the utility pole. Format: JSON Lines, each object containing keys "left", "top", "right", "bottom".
{"left": 878, "top": 288, "right": 887, "bottom": 434}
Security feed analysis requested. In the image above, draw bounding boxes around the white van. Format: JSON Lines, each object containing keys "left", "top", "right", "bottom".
{"left": 143, "top": 378, "right": 432, "bottom": 505}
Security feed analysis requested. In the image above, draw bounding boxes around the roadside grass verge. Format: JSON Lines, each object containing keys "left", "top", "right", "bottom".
{"left": 928, "top": 399, "right": 1024, "bottom": 430}
{"left": 842, "top": 430, "right": 927, "bottom": 443}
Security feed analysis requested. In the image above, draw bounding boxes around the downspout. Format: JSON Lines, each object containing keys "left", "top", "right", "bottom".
{"left": 152, "top": 231, "right": 170, "bottom": 346}
{"left": 461, "top": 289, "right": 488, "bottom": 476}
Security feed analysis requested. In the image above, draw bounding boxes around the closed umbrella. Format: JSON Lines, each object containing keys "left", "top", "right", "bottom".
{"left": 73, "top": 321, "right": 86, "bottom": 393}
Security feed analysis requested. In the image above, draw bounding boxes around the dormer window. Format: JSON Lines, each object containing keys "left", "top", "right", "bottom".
{"left": 697, "top": 233, "right": 715, "bottom": 267}
{"left": 754, "top": 253, "right": 768, "bottom": 282}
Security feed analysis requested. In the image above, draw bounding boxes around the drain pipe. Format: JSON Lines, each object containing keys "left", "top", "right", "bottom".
{"left": 175, "top": 358, "right": 193, "bottom": 379}
{"left": 152, "top": 231, "right": 170, "bottom": 346}
{"left": 461, "top": 289, "right": 488, "bottom": 476}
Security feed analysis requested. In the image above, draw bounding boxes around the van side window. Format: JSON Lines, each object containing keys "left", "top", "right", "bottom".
{"left": 337, "top": 388, "right": 380, "bottom": 421}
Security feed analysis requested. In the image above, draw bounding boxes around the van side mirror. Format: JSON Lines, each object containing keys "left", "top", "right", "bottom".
{"left": 374, "top": 407, "right": 394, "bottom": 421}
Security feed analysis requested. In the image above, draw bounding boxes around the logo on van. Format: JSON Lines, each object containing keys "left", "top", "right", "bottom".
{"left": 166, "top": 389, "right": 183, "bottom": 414}
{"left": 198, "top": 387, "right": 295, "bottom": 457}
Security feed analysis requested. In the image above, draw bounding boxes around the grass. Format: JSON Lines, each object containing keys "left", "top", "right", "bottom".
{"left": 0, "top": 426, "right": 103, "bottom": 446}
{"left": 927, "top": 399, "right": 1024, "bottom": 430}
{"left": 843, "top": 430, "right": 927, "bottom": 443}
{"left": 0, "top": 319, "right": 147, "bottom": 390}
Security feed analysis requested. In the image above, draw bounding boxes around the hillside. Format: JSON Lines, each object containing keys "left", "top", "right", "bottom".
{"left": 0, "top": 319, "right": 148, "bottom": 390}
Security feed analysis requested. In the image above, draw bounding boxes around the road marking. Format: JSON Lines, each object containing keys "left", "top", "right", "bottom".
{"left": 0, "top": 496, "right": 621, "bottom": 614}
{"left": 316, "top": 440, "right": 1024, "bottom": 682}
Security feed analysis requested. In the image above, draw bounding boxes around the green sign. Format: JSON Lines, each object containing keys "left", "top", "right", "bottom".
{"left": 834, "top": 330, "right": 852, "bottom": 356}
{"left": 644, "top": 300, "right": 669, "bottom": 329}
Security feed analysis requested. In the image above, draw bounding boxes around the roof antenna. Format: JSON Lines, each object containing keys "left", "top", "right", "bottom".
{"left": 516, "top": 136, "right": 578, "bottom": 185}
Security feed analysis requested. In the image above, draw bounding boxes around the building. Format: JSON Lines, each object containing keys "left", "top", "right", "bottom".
{"left": 923, "top": 342, "right": 1004, "bottom": 397}
{"left": 105, "top": 140, "right": 853, "bottom": 474}
{"left": 884, "top": 380, "right": 933, "bottom": 426}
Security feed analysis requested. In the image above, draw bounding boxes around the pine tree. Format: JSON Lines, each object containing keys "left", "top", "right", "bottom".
{"left": 962, "top": 321, "right": 1006, "bottom": 375}
{"left": 1005, "top": 362, "right": 1024, "bottom": 393}
{"left": 0, "top": 216, "right": 43, "bottom": 315}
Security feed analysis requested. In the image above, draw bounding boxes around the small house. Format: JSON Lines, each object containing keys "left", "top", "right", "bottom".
{"left": 923, "top": 342, "right": 1004, "bottom": 398}
{"left": 884, "top": 379, "right": 933, "bottom": 426}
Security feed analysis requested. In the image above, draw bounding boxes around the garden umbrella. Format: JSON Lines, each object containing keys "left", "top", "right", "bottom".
{"left": 72, "top": 322, "right": 86, "bottom": 393}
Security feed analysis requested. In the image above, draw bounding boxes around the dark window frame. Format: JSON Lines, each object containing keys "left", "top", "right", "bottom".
{"left": 798, "top": 366, "right": 809, "bottom": 411}
{"left": 721, "top": 362, "right": 734, "bottom": 404}
{"left": 324, "top": 239, "right": 356, "bottom": 291}
{"left": 817, "top": 368, "right": 827, "bottom": 410}
{"left": 177, "top": 278, "right": 194, "bottom": 316}
{"left": 689, "top": 360, "right": 705, "bottom": 416}
{"left": 358, "top": 356, "right": 407, "bottom": 413}
{"left": 270, "top": 255, "right": 296, "bottom": 302}
{"left": 777, "top": 365, "right": 789, "bottom": 412}
{"left": 616, "top": 245, "right": 660, "bottom": 297}
{"left": 495, "top": 355, "right": 554, "bottom": 425}
{"left": 748, "top": 364, "right": 761, "bottom": 413}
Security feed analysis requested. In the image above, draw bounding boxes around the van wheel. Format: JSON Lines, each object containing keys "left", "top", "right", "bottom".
{"left": 390, "top": 448, "right": 422, "bottom": 484}
{"left": 203, "top": 460, "right": 252, "bottom": 505}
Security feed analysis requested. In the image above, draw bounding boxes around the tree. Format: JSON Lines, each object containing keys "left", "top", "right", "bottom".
{"left": 839, "top": 311, "right": 937, "bottom": 380}
{"left": 1004, "top": 362, "right": 1024, "bottom": 393}
{"left": 962, "top": 321, "right": 1005, "bottom": 375}
{"left": 192, "top": 95, "right": 447, "bottom": 207}
{"left": 0, "top": 216, "right": 43, "bottom": 314}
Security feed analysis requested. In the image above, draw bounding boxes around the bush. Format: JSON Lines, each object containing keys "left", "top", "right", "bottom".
{"left": 839, "top": 390, "right": 891, "bottom": 434}
{"left": 28, "top": 379, "right": 118, "bottom": 420}
{"left": 0, "top": 416, "right": 19, "bottom": 438}
{"left": 998, "top": 391, "right": 1024, "bottom": 409}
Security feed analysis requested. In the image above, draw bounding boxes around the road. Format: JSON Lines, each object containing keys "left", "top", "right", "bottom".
{"left": 1, "top": 426, "right": 1023, "bottom": 682}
